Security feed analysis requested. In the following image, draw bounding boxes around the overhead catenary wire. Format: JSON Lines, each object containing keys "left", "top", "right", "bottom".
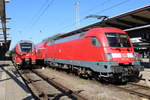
{"left": 24, "top": 0, "right": 49, "bottom": 30}
{"left": 28, "top": 0, "right": 55, "bottom": 30}
{"left": 95, "top": 0, "right": 129, "bottom": 14}
{"left": 82, "top": 0, "right": 110, "bottom": 14}
{"left": 29, "top": 0, "right": 50, "bottom": 25}
{"left": 55, "top": 0, "right": 130, "bottom": 34}
{"left": 54, "top": 0, "right": 110, "bottom": 33}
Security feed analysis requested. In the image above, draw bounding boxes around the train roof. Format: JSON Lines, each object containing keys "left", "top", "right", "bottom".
{"left": 18, "top": 40, "right": 33, "bottom": 44}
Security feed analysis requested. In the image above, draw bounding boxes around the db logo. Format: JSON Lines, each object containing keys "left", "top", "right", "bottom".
{"left": 121, "top": 53, "right": 127, "bottom": 57}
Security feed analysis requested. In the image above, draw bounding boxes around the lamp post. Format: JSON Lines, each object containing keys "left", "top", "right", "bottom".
{"left": 75, "top": 2, "right": 80, "bottom": 29}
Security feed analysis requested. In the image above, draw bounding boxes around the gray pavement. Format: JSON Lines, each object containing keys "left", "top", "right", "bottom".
{"left": 0, "top": 60, "right": 34, "bottom": 100}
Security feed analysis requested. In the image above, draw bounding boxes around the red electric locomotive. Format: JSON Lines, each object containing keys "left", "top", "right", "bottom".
{"left": 12, "top": 40, "right": 36, "bottom": 67}
{"left": 44, "top": 27, "right": 143, "bottom": 82}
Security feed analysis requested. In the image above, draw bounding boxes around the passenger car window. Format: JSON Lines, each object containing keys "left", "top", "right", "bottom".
{"left": 91, "top": 37, "right": 100, "bottom": 46}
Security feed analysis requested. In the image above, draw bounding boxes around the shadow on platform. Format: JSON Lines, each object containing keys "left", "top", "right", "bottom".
{"left": 0, "top": 64, "right": 10, "bottom": 67}
{"left": 0, "top": 77, "right": 11, "bottom": 82}
{"left": 22, "top": 95, "right": 33, "bottom": 100}
{"left": 0, "top": 67, "right": 31, "bottom": 94}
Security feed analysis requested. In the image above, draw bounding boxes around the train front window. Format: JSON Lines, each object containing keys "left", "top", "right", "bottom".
{"left": 106, "top": 33, "right": 131, "bottom": 47}
{"left": 20, "top": 43, "right": 32, "bottom": 53}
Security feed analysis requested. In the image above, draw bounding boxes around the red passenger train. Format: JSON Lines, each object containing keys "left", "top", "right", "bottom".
{"left": 44, "top": 27, "right": 143, "bottom": 82}
{"left": 12, "top": 40, "right": 36, "bottom": 67}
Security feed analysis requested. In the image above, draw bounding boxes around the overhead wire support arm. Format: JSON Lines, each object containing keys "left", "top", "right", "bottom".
{"left": 85, "top": 15, "right": 109, "bottom": 21}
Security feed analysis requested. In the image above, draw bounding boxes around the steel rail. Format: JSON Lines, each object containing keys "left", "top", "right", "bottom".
{"left": 32, "top": 69, "right": 87, "bottom": 100}
{"left": 23, "top": 71, "right": 49, "bottom": 100}
{"left": 37, "top": 65, "right": 150, "bottom": 99}
{"left": 129, "top": 83, "right": 150, "bottom": 90}
{"left": 113, "top": 83, "right": 150, "bottom": 99}
{"left": 13, "top": 64, "right": 39, "bottom": 100}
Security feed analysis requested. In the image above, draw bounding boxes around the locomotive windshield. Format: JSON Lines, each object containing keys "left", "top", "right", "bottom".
{"left": 20, "top": 43, "right": 32, "bottom": 53}
{"left": 106, "top": 33, "right": 131, "bottom": 47}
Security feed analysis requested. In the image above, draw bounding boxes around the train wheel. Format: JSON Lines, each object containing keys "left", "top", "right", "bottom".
{"left": 113, "top": 74, "right": 128, "bottom": 84}
{"left": 17, "top": 65, "right": 21, "bottom": 69}
{"left": 129, "top": 71, "right": 141, "bottom": 82}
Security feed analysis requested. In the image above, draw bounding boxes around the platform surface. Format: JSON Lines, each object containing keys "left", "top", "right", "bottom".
{"left": 0, "top": 60, "right": 33, "bottom": 100}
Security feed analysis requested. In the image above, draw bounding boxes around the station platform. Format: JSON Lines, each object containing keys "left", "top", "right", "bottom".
{"left": 0, "top": 60, "right": 33, "bottom": 100}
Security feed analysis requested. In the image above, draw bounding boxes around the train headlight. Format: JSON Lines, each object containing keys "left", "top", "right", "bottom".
{"left": 106, "top": 53, "right": 112, "bottom": 61}
{"left": 111, "top": 53, "right": 121, "bottom": 58}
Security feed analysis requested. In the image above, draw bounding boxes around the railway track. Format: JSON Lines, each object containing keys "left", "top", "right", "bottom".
{"left": 16, "top": 67, "right": 86, "bottom": 100}
{"left": 32, "top": 69, "right": 86, "bottom": 100}
{"left": 39, "top": 66, "right": 150, "bottom": 99}
{"left": 45, "top": 66, "right": 150, "bottom": 99}
{"left": 112, "top": 83, "right": 150, "bottom": 99}
{"left": 14, "top": 63, "right": 150, "bottom": 100}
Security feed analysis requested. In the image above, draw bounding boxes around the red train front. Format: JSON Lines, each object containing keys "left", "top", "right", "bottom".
{"left": 44, "top": 27, "right": 144, "bottom": 82}
{"left": 12, "top": 40, "right": 35, "bottom": 67}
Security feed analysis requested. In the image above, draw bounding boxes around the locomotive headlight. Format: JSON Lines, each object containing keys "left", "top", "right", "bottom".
{"left": 111, "top": 53, "right": 121, "bottom": 58}
{"left": 106, "top": 53, "right": 112, "bottom": 60}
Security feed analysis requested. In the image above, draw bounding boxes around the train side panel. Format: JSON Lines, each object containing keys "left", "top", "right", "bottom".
{"left": 36, "top": 42, "right": 48, "bottom": 64}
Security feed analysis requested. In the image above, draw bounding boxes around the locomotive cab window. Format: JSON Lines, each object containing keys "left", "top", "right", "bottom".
{"left": 106, "top": 33, "right": 131, "bottom": 47}
{"left": 91, "top": 37, "right": 100, "bottom": 46}
{"left": 20, "top": 43, "right": 32, "bottom": 53}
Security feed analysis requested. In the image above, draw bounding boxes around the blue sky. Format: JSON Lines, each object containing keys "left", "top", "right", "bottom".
{"left": 6, "top": 0, "right": 150, "bottom": 49}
